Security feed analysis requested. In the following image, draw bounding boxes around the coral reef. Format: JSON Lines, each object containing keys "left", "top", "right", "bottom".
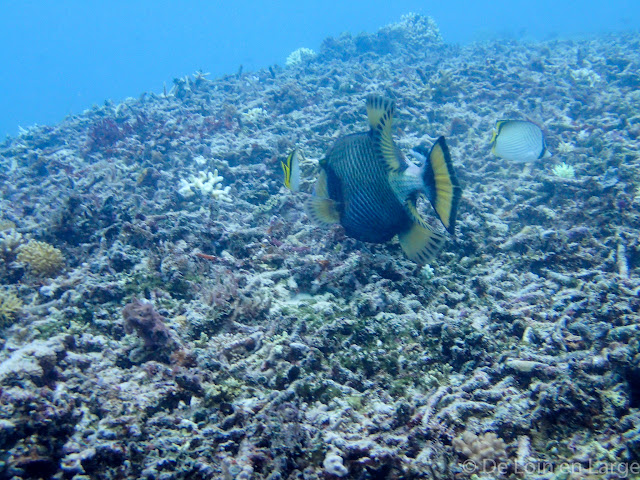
{"left": 0, "top": 14, "right": 638, "bottom": 480}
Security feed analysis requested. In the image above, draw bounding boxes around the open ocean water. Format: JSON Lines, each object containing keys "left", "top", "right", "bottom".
{"left": 1, "top": 2, "right": 640, "bottom": 479}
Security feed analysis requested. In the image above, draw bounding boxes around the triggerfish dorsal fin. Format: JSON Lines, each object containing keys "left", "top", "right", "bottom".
{"left": 366, "top": 95, "right": 401, "bottom": 172}
{"left": 398, "top": 220, "right": 446, "bottom": 264}
{"left": 305, "top": 170, "right": 340, "bottom": 225}
{"left": 366, "top": 95, "right": 394, "bottom": 129}
{"left": 420, "top": 136, "right": 461, "bottom": 235}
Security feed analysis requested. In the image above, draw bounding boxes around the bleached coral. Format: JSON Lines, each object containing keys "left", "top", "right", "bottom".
{"left": 242, "top": 107, "right": 267, "bottom": 124}
{"left": 557, "top": 141, "right": 575, "bottom": 154}
{"left": 551, "top": 162, "right": 576, "bottom": 179}
{"left": 570, "top": 67, "right": 601, "bottom": 86}
{"left": 0, "top": 228, "right": 23, "bottom": 256}
{"left": 17, "top": 240, "right": 64, "bottom": 276}
{"left": 178, "top": 169, "right": 232, "bottom": 202}
{"left": 421, "top": 264, "right": 435, "bottom": 280}
{"left": 285, "top": 47, "right": 316, "bottom": 67}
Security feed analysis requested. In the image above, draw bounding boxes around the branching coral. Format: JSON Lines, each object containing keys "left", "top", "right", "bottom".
{"left": 0, "top": 290, "right": 22, "bottom": 327}
{"left": 16, "top": 240, "right": 64, "bottom": 276}
{"left": 178, "top": 169, "right": 232, "bottom": 201}
{"left": 0, "top": 228, "right": 23, "bottom": 257}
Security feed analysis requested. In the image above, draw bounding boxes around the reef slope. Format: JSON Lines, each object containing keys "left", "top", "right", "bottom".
{"left": 0, "top": 14, "right": 639, "bottom": 480}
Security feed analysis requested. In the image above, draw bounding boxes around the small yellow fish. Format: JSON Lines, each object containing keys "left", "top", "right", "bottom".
{"left": 281, "top": 149, "right": 302, "bottom": 192}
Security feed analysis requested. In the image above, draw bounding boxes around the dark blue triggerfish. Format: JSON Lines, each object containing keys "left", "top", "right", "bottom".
{"left": 306, "top": 95, "right": 461, "bottom": 263}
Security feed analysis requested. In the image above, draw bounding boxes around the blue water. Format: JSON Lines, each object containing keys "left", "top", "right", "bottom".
{"left": 1, "top": 0, "right": 638, "bottom": 141}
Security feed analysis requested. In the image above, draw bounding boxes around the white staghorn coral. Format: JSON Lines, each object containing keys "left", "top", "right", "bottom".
{"left": 178, "top": 169, "right": 232, "bottom": 202}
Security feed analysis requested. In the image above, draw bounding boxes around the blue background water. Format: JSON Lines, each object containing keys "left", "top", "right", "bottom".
{"left": 1, "top": 0, "right": 638, "bottom": 141}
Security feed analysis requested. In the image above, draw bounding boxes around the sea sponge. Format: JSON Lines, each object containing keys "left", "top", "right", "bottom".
{"left": 0, "top": 290, "right": 22, "bottom": 327}
{"left": 453, "top": 430, "right": 508, "bottom": 465}
{"left": 17, "top": 240, "right": 64, "bottom": 276}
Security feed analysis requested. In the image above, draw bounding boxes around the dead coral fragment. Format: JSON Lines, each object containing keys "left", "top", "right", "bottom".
{"left": 0, "top": 290, "right": 22, "bottom": 327}
{"left": 17, "top": 240, "right": 64, "bottom": 276}
{"left": 453, "top": 430, "right": 508, "bottom": 466}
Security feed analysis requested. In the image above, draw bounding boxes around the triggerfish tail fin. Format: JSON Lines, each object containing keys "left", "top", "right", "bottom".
{"left": 305, "top": 170, "right": 340, "bottom": 225}
{"left": 398, "top": 221, "right": 446, "bottom": 264}
{"left": 281, "top": 149, "right": 302, "bottom": 192}
{"left": 419, "top": 136, "right": 461, "bottom": 235}
{"left": 366, "top": 94, "right": 401, "bottom": 172}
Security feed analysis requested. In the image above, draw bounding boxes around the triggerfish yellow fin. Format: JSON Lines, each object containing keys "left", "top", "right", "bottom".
{"left": 417, "top": 137, "right": 462, "bottom": 235}
{"left": 398, "top": 219, "right": 446, "bottom": 264}
{"left": 281, "top": 149, "right": 302, "bottom": 192}
{"left": 491, "top": 120, "right": 551, "bottom": 163}
{"left": 305, "top": 170, "right": 340, "bottom": 225}
{"left": 366, "top": 94, "right": 402, "bottom": 173}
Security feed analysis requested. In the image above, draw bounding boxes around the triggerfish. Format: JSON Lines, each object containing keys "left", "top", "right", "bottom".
{"left": 490, "top": 120, "right": 551, "bottom": 163}
{"left": 306, "top": 94, "right": 461, "bottom": 263}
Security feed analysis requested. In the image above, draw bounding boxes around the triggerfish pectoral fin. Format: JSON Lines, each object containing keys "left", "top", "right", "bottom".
{"left": 306, "top": 169, "right": 340, "bottom": 225}
{"left": 398, "top": 221, "right": 446, "bottom": 264}
{"left": 305, "top": 197, "right": 340, "bottom": 225}
{"left": 420, "top": 136, "right": 461, "bottom": 235}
